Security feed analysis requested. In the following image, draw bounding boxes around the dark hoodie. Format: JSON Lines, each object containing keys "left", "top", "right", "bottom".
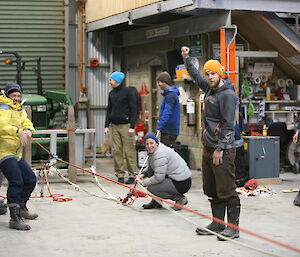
{"left": 105, "top": 84, "right": 137, "bottom": 129}
{"left": 184, "top": 57, "right": 238, "bottom": 150}
{"left": 157, "top": 85, "right": 180, "bottom": 136}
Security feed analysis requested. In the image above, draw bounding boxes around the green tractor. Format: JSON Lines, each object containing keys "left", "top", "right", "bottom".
{"left": 0, "top": 50, "right": 73, "bottom": 164}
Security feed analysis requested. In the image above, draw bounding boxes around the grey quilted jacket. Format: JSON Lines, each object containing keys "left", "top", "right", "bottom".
{"left": 142, "top": 143, "right": 192, "bottom": 187}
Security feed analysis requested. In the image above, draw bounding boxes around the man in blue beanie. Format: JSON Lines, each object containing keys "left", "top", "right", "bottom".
{"left": 104, "top": 72, "right": 138, "bottom": 184}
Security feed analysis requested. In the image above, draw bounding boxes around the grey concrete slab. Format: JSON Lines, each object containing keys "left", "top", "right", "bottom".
{"left": 0, "top": 157, "right": 299, "bottom": 257}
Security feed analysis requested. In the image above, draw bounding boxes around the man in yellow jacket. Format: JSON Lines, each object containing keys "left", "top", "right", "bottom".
{"left": 0, "top": 83, "right": 38, "bottom": 230}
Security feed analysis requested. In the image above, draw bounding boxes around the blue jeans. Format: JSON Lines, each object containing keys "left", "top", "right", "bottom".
{"left": 0, "top": 158, "right": 36, "bottom": 205}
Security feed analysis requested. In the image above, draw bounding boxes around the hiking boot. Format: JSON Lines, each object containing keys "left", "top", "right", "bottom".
{"left": 8, "top": 204, "right": 31, "bottom": 231}
{"left": 142, "top": 199, "right": 162, "bottom": 209}
{"left": 20, "top": 201, "right": 38, "bottom": 220}
{"left": 196, "top": 201, "right": 225, "bottom": 235}
{"left": 196, "top": 221, "right": 225, "bottom": 235}
{"left": 126, "top": 177, "right": 135, "bottom": 184}
{"left": 171, "top": 195, "right": 188, "bottom": 211}
{"left": 117, "top": 177, "right": 125, "bottom": 183}
{"left": 293, "top": 191, "right": 300, "bottom": 207}
{"left": 217, "top": 204, "right": 240, "bottom": 241}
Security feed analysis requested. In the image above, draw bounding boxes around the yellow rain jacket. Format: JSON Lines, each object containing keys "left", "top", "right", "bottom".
{"left": 0, "top": 94, "right": 34, "bottom": 160}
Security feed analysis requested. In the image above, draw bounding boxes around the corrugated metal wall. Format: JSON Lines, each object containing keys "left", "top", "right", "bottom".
{"left": 0, "top": 0, "right": 66, "bottom": 93}
{"left": 81, "top": 30, "right": 110, "bottom": 148}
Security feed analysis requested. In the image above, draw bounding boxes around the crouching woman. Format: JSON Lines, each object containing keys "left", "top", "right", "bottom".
{"left": 136, "top": 132, "right": 192, "bottom": 210}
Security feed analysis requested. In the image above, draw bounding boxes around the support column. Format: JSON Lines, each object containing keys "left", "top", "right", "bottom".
{"left": 68, "top": 105, "right": 77, "bottom": 182}
{"left": 220, "top": 28, "right": 237, "bottom": 88}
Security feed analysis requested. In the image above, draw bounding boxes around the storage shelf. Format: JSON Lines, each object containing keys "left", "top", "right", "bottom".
{"left": 173, "top": 78, "right": 193, "bottom": 82}
{"left": 252, "top": 110, "right": 299, "bottom": 113}
{"left": 242, "top": 98, "right": 300, "bottom": 129}
{"left": 242, "top": 100, "right": 298, "bottom": 104}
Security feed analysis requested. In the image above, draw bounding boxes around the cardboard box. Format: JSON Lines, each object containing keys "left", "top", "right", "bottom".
{"left": 175, "top": 64, "right": 190, "bottom": 79}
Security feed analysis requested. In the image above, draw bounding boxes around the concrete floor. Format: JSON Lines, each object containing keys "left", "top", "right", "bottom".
{"left": 0, "top": 157, "right": 299, "bottom": 257}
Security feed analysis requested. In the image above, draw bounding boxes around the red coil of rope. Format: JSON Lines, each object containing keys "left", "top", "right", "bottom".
{"left": 131, "top": 188, "right": 147, "bottom": 198}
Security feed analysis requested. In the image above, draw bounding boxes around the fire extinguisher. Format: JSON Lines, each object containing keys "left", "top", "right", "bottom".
{"left": 135, "top": 123, "right": 147, "bottom": 143}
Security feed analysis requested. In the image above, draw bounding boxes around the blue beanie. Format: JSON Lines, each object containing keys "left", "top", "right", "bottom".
{"left": 109, "top": 72, "right": 125, "bottom": 84}
{"left": 4, "top": 82, "right": 22, "bottom": 96}
{"left": 144, "top": 132, "right": 159, "bottom": 143}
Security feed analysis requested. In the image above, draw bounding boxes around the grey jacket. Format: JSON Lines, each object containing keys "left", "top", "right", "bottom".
{"left": 184, "top": 57, "right": 238, "bottom": 150}
{"left": 142, "top": 143, "right": 192, "bottom": 187}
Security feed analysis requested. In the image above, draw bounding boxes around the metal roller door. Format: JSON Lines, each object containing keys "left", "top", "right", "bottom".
{"left": 0, "top": 0, "right": 66, "bottom": 93}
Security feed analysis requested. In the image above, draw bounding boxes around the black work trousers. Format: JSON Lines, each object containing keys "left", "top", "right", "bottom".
{"left": 202, "top": 146, "right": 240, "bottom": 206}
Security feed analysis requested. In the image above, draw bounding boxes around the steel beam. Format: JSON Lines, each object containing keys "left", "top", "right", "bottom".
{"left": 121, "top": 11, "right": 231, "bottom": 47}
{"left": 194, "top": 0, "right": 300, "bottom": 14}
{"left": 236, "top": 51, "right": 279, "bottom": 58}
{"left": 87, "top": 0, "right": 299, "bottom": 32}
{"left": 262, "top": 12, "right": 300, "bottom": 50}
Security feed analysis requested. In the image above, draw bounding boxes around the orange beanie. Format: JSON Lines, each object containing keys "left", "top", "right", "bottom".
{"left": 203, "top": 60, "right": 224, "bottom": 76}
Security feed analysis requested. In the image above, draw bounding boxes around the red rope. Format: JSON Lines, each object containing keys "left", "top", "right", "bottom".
{"left": 31, "top": 137, "right": 300, "bottom": 254}
{"left": 1, "top": 157, "right": 71, "bottom": 202}
{"left": 43, "top": 166, "right": 72, "bottom": 202}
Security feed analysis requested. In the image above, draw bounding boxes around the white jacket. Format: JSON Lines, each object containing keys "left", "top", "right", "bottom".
{"left": 143, "top": 143, "right": 192, "bottom": 187}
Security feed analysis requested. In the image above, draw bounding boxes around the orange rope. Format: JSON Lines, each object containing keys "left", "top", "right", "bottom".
{"left": 31, "top": 137, "right": 300, "bottom": 254}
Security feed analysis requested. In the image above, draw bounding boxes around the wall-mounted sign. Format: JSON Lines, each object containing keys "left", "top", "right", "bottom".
{"left": 145, "top": 26, "right": 169, "bottom": 39}
{"left": 189, "top": 35, "right": 202, "bottom": 58}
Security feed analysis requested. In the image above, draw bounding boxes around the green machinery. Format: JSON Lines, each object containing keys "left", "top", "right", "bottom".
{"left": 0, "top": 51, "right": 73, "bottom": 163}
{"left": 24, "top": 90, "right": 73, "bottom": 163}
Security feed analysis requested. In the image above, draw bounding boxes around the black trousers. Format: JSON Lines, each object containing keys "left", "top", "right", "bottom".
{"left": 161, "top": 133, "right": 177, "bottom": 148}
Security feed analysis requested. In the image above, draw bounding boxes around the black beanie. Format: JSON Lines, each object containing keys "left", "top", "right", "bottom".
{"left": 156, "top": 72, "right": 172, "bottom": 86}
{"left": 4, "top": 82, "right": 22, "bottom": 96}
